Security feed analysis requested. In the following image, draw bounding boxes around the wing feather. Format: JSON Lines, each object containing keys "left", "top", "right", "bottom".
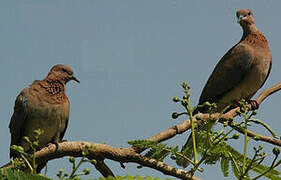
{"left": 9, "top": 91, "right": 28, "bottom": 158}
{"left": 199, "top": 43, "right": 253, "bottom": 105}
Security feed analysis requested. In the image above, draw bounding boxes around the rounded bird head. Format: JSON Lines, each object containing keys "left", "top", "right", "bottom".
{"left": 236, "top": 9, "right": 255, "bottom": 27}
{"left": 46, "top": 64, "right": 80, "bottom": 84}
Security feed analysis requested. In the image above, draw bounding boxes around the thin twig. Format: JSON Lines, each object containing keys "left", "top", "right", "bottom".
{"left": 252, "top": 155, "right": 280, "bottom": 180}
{"left": 248, "top": 118, "right": 278, "bottom": 138}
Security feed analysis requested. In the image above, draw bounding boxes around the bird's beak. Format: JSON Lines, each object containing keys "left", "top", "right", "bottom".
{"left": 237, "top": 15, "right": 244, "bottom": 24}
{"left": 71, "top": 76, "right": 80, "bottom": 83}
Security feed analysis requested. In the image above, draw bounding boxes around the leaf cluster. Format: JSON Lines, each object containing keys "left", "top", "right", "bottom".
{"left": 128, "top": 140, "right": 177, "bottom": 163}
{"left": 10, "top": 129, "right": 45, "bottom": 173}
{"left": 0, "top": 169, "right": 50, "bottom": 180}
{"left": 129, "top": 131, "right": 280, "bottom": 179}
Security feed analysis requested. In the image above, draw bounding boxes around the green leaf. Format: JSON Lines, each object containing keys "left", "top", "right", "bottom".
{"left": 115, "top": 176, "right": 126, "bottom": 180}
{"left": 145, "top": 177, "right": 154, "bottom": 180}
{"left": 126, "top": 175, "right": 136, "bottom": 180}
{"left": 221, "top": 157, "right": 230, "bottom": 177}
{"left": 128, "top": 140, "right": 157, "bottom": 149}
{"left": 134, "top": 175, "right": 144, "bottom": 180}
{"left": 226, "top": 145, "right": 280, "bottom": 179}
{"left": 145, "top": 148, "right": 156, "bottom": 158}
{"left": 149, "top": 145, "right": 169, "bottom": 161}
{"left": 231, "top": 158, "right": 241, "bottom": 179}
{"left": 10, "top": 145, "right": 25, "bottom": 154}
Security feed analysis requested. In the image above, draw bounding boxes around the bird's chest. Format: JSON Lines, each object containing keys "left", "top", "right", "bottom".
{"left": 25, "top": 99, "right": 69, "bottom": 142}
{"left": 33, "top": 101, "right": 68, "bottom": 125}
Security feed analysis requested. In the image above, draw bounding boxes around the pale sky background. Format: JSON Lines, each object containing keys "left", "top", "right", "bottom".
{"left": 1, "top": 1, "right": 281, "bottom": 180}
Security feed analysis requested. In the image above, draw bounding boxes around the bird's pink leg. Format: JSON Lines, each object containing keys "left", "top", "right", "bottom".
{"left": 233, "top": 99, "right": 259, "bottom": 111}
{"left": 47, "top": 135, "right": 68, "bottom": 150}
{"left": 234, "top": 100, "right": 241, "bottom": 107}
{"left": 233, "top": 100, "right": 248, "bottom": 113}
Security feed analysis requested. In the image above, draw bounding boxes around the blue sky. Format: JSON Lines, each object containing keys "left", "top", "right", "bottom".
{"left": 1, "top": 1, "right": 281, "bottom": 179}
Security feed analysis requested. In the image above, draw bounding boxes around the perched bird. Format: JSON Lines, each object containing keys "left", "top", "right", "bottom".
{"left": 177, "top": 9, "right": 272, "bottom": 167}
{"left": 9, "top": 64, "right": 79, "bottom": 172}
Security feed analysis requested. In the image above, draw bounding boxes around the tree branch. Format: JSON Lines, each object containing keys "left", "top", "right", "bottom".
{"left": 94, "top": 160, "right": 115, "bottom": 177}
{"left": 1, "top": 142, "right": 201, "bottom": 180}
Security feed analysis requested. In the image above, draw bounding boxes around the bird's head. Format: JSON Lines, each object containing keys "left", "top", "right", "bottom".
{"left": 236, "top": 9, "right": 255, "bottom": 27}
{"left": 46, "top": 64, "right": 80, "bottom": 84}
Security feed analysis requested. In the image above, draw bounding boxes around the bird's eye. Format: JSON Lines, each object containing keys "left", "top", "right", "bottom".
{"left": 248, "top": 12, "right": 251, "bottom": 16}
{"left": 62, "top": 68, "right": 68, "bottom": 73}
{"left": 62, "top": 68, "right": 73, "bottom": 75}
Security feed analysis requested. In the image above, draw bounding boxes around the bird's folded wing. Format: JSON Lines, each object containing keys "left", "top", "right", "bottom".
{"left": 9, "top": 91, "right": 28, "bottom": 157}
{"left": 199, "top": 43, "right": 253, "bottom": 104}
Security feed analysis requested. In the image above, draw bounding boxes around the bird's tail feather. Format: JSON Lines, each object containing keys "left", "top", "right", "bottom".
{"left": 36, "top": 162, "right": 47, "bottom": 174}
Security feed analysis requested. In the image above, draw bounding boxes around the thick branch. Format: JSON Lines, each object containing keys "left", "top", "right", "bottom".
{"left": 1, "top": 142, "right": 200, "bottom": 180}
{"left": 255, "top": 82, "right": 281, "bottom": 104}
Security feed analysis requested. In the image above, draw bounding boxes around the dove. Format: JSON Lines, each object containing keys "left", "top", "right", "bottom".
{"left": 9, "top": 64, "right": 79, "bottom": 172}
{"left": 177, "top": 9, "right": 272, "bottom": 167}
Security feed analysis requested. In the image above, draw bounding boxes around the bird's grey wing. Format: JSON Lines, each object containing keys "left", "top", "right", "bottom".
{"left": 9, "top": 91, "right": 28, "bottom": 158}
{"left": 259, "top": 62, "right": 272, "bottom": 89}
{"left": 59, "top": 99, "right": 70, "bottom": 141}
{"left": 59, "top": 118, "right": 69, "bottom": 141}
{"left": 199, "top": 43, "right": 253, "bottom": 105}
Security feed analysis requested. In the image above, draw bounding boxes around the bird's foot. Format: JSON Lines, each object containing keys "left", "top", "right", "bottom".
{"left": 247, "top": 100, "right": 259, "bottom": 110}
{"left": 50, "top": 140, "right": 68, "bottom": 150}
{"left": 234, "top": 100, "right": 241, "bottom": 107}
{"left": 234, "top": 100, "right": 259, "bottom": 112}
{"left": 233, "top": 100, "right": 247, "bottom": 113}
{"left": 47, "top": 142, "right": 59, "bottom": 150}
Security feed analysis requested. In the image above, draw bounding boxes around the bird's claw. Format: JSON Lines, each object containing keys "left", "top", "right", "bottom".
{"left": 47, "top": 141, "right": 60, "bottom": 150}
{"left": 234, "top": 100, "right": 259, "bottom": 112}
{"left": 248, "top": 100, "right": 259, "bottom": 110}
{"left": 234, "top": 100, "right": 241, "bottom": 107}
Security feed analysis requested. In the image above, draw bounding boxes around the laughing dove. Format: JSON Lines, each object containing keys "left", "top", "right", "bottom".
{"left": 177, "top": 9, "right": 272, "bottom": 167}
{"left": 197, "top": 9, "right": 272, "bottom": 113}
{"left": 9, "top": 64, "right": 79, "bottom": 172}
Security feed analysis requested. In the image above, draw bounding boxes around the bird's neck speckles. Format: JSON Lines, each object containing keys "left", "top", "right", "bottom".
{"left": 39, "top": 80, "right": 67, "bottom": 103}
